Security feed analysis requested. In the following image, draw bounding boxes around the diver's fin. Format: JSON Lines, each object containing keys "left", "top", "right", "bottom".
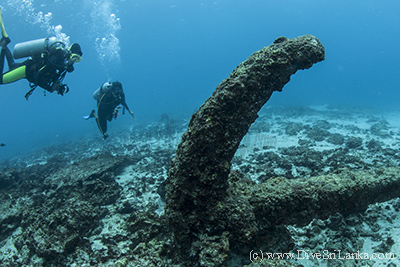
{"left": 0, "top": 8, "right": 9, "bottom": 39}
{"left": 82, "top": 109, "right": 96, "bottom": 120}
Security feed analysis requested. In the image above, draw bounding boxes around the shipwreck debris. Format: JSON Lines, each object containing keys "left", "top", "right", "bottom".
{"left": 165, "top": 35, "right": 325, "bottom": 266}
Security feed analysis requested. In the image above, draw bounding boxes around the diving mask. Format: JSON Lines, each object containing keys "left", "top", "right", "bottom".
{"left": 69, "top": 53, "right": 82, "bottom": 64}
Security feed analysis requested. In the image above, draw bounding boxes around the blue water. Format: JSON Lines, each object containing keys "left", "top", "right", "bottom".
{"left": 0, "top": 0, "right": 399, "bottom": 161}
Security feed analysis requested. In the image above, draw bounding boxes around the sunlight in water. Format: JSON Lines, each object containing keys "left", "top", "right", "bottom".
{"left": 86, "top": 0, "right": 121, "bottom": 69}
{"left": 5, "top": 0, "right": 121, "bottom": 70}
{"left": 5, "top": 0, "right": 70, "bottom": 45}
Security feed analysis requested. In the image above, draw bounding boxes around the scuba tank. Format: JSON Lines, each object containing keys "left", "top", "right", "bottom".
{"left": 93, "top": 82, "right": 112, "bottom": 100}
{"left": 13, "top": 37, "right": 58, "bottom": 59}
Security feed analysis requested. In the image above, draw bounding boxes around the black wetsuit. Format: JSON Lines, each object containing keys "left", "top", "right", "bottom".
{"left": 96, "top": 84, "right": 132, "bottom": 137}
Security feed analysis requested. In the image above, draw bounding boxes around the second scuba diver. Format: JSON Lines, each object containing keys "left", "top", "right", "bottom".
{"left": 83, "top": 81, "right": 135, "bottom": 139}
{"left": 0, "top": 8, "right": 82, "bottom": 100}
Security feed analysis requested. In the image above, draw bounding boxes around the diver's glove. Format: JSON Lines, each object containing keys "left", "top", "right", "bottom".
{"left": 113, "top": 106, "right": 121, "bottom": 119}
{"left": 56, "top": 84, "right": 69, "bottom": 95}
{"left": 51, "top": 82, "right": 69, "bottom": 95}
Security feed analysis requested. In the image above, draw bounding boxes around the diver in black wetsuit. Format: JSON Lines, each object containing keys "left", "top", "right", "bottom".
{"left": 0, "top": 8, "right": 82, "bottom": 99}
{"left": 83, "top": 81, "right": 135, "bottom": 139}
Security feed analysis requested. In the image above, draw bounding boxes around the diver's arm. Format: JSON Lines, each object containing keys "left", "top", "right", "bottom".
{"left": 119, "top": 92, "right": 134, "bottom": 117}
{"left": 121, "top": 100, "right": 135, "bottom": 118}
{"left": 34, "top": 64, "right": 68, "bottom": 94}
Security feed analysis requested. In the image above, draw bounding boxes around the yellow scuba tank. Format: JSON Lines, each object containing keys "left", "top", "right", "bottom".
{"left": 13, "top": 37, "right": 58, "bottom": 59}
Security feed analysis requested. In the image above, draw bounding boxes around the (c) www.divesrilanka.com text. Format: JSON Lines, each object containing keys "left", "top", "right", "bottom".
{"left": 249, "top": 249, "right": 395, "bottom": 262}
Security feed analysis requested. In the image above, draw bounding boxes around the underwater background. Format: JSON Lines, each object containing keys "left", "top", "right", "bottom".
{"left": 0, "top": 0, "right": 399, "bottom": 161}
{"left": 2, "top": 1, "right": 400, "bottom": 267}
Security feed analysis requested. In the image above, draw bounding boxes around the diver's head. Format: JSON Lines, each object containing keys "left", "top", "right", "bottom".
{"left": 68, "top": 43, "right": 82, "bottom": 64}
{"left": 111, "top": 81, "right": 123, "bottom": 99}
{"left": 70, "top": 43, "right": 82, "bottom": 56}
{"left": 112, "top": 81, "right": 122, "bottom": 90}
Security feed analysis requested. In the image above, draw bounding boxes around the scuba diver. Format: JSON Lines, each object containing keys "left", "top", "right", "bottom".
{"left": 83, "top": 81, "right": 135, "bottom": 139}
{"left": 0, "top": 8, "right": 82, "bottom": 100}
